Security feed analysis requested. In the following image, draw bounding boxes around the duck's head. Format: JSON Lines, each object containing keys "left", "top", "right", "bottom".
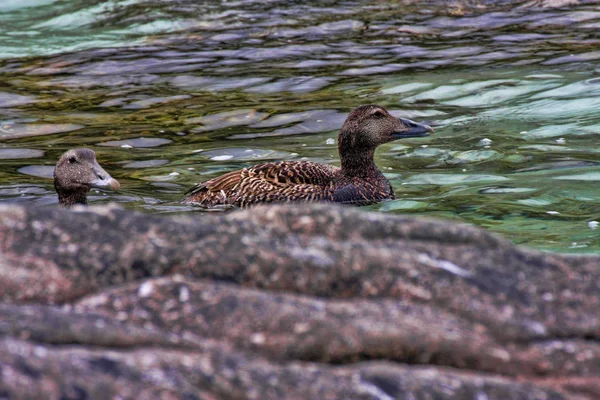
{"left": 339, "top": 105, "right": 433, "bottom": 152}
{"left": 53, "top": 148, "right": 120, "bottom": 206}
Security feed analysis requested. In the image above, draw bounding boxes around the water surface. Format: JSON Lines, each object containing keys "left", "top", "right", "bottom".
{"left": 1, "top": 0, "right": 599, "bottom": 252}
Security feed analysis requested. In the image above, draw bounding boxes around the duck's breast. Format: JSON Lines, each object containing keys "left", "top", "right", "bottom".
{"left": 331, "top": 177, "right": 394, "bottom": 205}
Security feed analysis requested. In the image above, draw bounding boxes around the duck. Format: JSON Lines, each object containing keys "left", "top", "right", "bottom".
{"left": 183, "top": 105, "right": 433, "bottom": 208}
{"left": 53, "top": 148, "right": 120, "bottom": 206}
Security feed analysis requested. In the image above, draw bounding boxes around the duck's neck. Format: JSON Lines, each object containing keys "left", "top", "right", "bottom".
{"left": 57, "top": 189, "right": 88, "bottom": 207}
{"left": 339, "top": 147, "right": 384, "bottom": 179}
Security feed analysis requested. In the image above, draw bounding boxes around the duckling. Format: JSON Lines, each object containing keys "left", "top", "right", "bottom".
{"left": 183, "top": 105, "right": 433, "bottom": 208}
{"left": 53, "top": 148, "right": 120, "bottom": 206}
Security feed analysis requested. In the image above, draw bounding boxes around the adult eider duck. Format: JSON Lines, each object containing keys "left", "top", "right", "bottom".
{"left": 53, "top": 148, "right": 120, "bottom": 206}
{"left": 183, "top": 105, "right": 433, "bottom": 208}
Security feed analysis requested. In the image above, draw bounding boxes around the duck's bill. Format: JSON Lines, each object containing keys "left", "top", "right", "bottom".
{"left": 91, "top": 163, "right": 121, "bottom": 190}
{"left": 91, "top": 177, "right": 121, "bottom": 190}
{"left": 393, "top": 118, "right": 434, "bottom": 138}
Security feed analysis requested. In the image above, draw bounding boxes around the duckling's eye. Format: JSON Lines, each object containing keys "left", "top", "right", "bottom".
{"left": 372, "top": 110, "right": 384, "bottom": 118}
{"left": 68, "top": 156, "right": 77, "bottom": 164}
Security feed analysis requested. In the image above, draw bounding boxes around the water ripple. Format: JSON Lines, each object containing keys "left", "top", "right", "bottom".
{"left": 0, "top": 0, "right": 599, "bottom": 252}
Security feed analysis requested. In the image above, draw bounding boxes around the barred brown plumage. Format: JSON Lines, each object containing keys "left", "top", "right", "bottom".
{"left": 183, "top": 105, "right": 433, "bottom": 208}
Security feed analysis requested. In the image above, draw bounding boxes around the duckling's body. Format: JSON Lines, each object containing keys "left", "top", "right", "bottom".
{"left": 53, "top": 148, "right": 120, "bottom": 207}
{"left": 183, "top": 105, "right": 432, "bottom": 208}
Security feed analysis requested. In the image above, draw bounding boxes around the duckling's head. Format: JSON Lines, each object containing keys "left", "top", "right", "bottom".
{"left": 339, "top": 105, "right": 433, "bottom": 152}
{"left": 53, "top": 148, "right": 120, "bottom": 206}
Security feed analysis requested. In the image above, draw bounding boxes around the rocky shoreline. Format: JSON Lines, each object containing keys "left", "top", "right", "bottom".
{"left": 0, "top": 203, "right": 598, "bottom": 399}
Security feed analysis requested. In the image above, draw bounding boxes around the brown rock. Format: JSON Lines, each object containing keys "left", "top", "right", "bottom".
{"left": 0, "top": 203, "right": 598, "bottom": 399}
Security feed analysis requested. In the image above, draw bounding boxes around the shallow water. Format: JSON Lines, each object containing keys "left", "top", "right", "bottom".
{"left": 1, "top": 0, "right": 599, "bottom": 253}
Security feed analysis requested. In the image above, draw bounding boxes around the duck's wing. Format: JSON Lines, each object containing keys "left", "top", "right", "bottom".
{"left": 249, "top": 161, "right": 337, "bottom": 186}
{"left": 183, "top": 161, "right": 338, "bottom": 207}
{"left": 185, "top": 169, "right": 243, "bottom": 195}
{"left": 183, "top": 169, "right": 245, "bottom": 203}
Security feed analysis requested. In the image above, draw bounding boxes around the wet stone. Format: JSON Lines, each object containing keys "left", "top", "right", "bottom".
{"left": 98, "top": 138, "right": 172, "bottom": 148}
{"left": 0, "top": 123, "right": 84, "bottom": 140}
{"left": 0, "top": 148, "right": 44, "bottom": 159}
{"left": 187, "top": 109, "right": 269, "bottom": 133}
{"left": 199, "top": 148, "right": 293, "bottom": 162}
{"left": 122, "top": 159, "right": 170, "bottom": 169}
{"left": 16, "top": 165, "right": 55, "bottom": 179}
{"left": 0, "top": 92, "right": 38, "bottom": 108}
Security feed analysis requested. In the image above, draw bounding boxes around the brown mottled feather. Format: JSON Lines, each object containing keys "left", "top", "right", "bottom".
{"left": 203, "top": 169, "right": 243, "bottom": 191}
{"left": 184, "top": 161, "right": 343, "bottom": 207}
{"left": 183, "top": 105, "right": 432, "bottom": 208}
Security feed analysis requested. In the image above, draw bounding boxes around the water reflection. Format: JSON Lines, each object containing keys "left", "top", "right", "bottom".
{"left": 0, "top": 0, "right": 599, "bottom": 252}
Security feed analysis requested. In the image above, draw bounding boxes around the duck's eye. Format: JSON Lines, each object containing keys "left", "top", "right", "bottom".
{"left": 68, "top": 156, "right": 77, "bottom": 164}
{"left": 373, "top": 110, "right": 384, "bottom": 117}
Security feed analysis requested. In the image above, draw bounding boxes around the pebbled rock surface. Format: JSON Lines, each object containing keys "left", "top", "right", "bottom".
{"left": 0, "top": 203, "right": 599, "bottom": 399}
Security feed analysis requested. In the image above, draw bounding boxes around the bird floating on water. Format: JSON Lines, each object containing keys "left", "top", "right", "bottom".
{"left": 53, "top": 148, "right": 120, "bottom": 206}
{"left": 183, "top": 105, "right": 433, "bottom": 208}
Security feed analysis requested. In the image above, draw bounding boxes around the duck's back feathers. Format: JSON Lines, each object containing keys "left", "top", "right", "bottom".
{"left": 183, "top": 161, "right": 338, "bottom": 208}
{"left": 201, "top": 169, "right": 244, "bottom": 192}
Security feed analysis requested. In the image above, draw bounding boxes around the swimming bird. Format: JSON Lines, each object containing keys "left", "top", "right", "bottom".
{"left": 183, "top": 105, "right": 433, "bottom": 208}
{"left": 53, "top": 148, "right": 120, "bottom": 206}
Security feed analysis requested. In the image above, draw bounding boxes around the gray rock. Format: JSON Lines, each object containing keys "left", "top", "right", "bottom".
{"left": 0, "top": 203, "right": 598, "bottom": 399}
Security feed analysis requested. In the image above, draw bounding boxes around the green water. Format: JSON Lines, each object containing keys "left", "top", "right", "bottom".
{"left": 0, "top": 0, "right": 599, "bottom": 253}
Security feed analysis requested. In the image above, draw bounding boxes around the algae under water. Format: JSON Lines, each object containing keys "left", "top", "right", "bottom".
{"left": 0, "top": 0, "right": 599, "bottom": 253}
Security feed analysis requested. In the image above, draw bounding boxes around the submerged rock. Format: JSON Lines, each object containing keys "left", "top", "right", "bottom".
{"left": 0, "top": 203, "right": 598, "bottom": 399}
